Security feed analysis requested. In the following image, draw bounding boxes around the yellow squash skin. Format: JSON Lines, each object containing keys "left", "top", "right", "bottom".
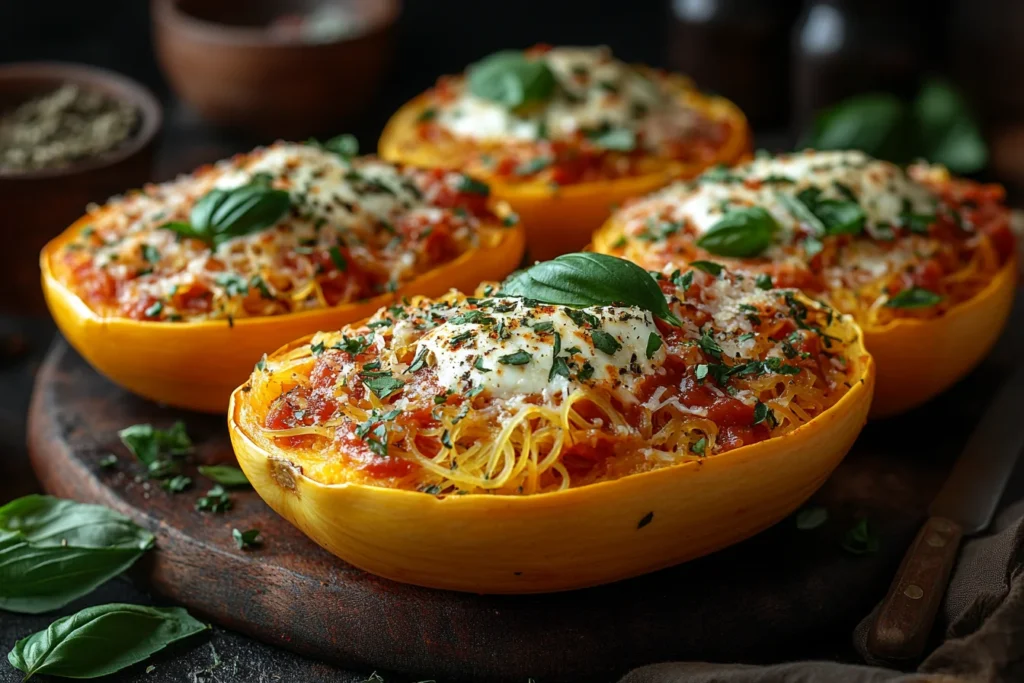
{"left": 864, "top": 255, "right": 1017, "bottom": 418}
{"left": 592, "top": 223, "right": 1017, "bottom": 419}
{"left": 41, "top": 212, "right": 525, "bottom": 414}
{"left": 379, "top": 88, "right": 751, "bottom": 262}
{"left": 228, "top": 325, "right": 874, "bottom": 594}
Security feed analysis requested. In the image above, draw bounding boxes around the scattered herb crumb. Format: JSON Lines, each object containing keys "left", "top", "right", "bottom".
{"left": 162, "top": 475, "right": 192, "bottom": 494}
{"left": 842, "top": 517, "right": 880, "bottom": 555}
{"left": 795, "top": 506, "right": 828, "bottom": 530}
{"left": 195, "top": 485, "right": 232, "bottom": 513}
{"left": 232, "top": 528, "right": 261, "bottom": 550}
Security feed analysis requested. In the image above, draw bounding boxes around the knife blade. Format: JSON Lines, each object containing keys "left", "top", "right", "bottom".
{"left": 929, "top": 365, "right": 1024, "bottom": 533}
{"left": 867, "top": 364, "right": 1024, "bottom": 663}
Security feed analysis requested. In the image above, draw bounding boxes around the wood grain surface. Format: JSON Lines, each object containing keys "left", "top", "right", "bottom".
{"left": 25, "top": 337, "right": 1009, "bottom": 683}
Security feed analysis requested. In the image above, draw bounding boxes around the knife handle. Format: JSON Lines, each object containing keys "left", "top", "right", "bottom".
{"left": 867, "top": 516, "right": 964, "bottom": 662}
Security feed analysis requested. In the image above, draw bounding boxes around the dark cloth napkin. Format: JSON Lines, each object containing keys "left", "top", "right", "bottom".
{"left": 620, "top": 501, "right": 1024, "bottom": 683}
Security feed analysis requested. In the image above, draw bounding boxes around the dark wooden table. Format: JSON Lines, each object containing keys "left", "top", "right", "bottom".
{"left": 4, "top": 96, "right": 1024, "bottom": 682}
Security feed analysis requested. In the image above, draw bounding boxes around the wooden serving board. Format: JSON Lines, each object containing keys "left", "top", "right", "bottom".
{"left": 25, "top": 304, "right": 1023, "bottom": 683}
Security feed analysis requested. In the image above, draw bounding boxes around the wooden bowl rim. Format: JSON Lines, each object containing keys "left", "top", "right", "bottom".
{"left": 0, "top": 61, "right": 162, "bottom": 182}
{"left": 151, "top": 0, "right": 400, "bottom": 48}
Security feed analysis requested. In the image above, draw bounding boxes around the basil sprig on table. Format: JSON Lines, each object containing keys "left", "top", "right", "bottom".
{"left": 501, "top": 253, "right": 683, "bottom": 326}
{"left": 119, "top": 422, "right": 192, "bottom": 481}
{"left": 161, "top": 175, "right": 291, "bottom": 249}
{"left": 467, "top": 50, "right": 557, "bottom": 111}
{"left": 697, "top": 207, "right": 778, "bottom": 257}
{"left": 7, "top": 604, "right": 208, "bottom": 679}
{"left": 885, "top": 287, "right": 942, "bottom": 309}
{"left": 0, "top": 495, "right": 154, "bottom": 614}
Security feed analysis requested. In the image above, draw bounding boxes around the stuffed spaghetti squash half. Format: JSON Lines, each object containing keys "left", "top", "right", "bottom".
{"left": 593, "top": 150, "right": 1016, "bottom": 417}
{"left": 379, "top": 45, "right": 750, "bottom": 261}
{"left": 41, "top": 140, "right": 525, "bottom": 413}
{"left": 229, "top": 253, "right": 873, "bottom": 593}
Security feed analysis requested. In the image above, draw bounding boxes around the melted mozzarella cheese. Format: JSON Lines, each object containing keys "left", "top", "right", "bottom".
{"left": 82, "top": 143, "right": 477, "bottom": 317}
{"left": 436, "top": 46, "right": 692, "bottom": 147}
{"left": 214, "top": 143, "right": 423, "bottom": 246}
{"left": 414, "top": 298, "right": 664, "bottom": 399}
{"left": 637, "top": 150, "right": 936, "bottom": 242}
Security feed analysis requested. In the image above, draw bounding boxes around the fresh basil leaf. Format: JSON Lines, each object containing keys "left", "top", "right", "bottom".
{"left": 321, "top": 134, "right": 359, "bottom": 159}
{"left": 467, "top": 50, "right": 557, "bottom": 111}
{"left": 7, "top": 604, "right": 208, "bottom": 679}
{"left": 118, "top": 422, "right": 191, "bottom": 466}
{"left": 690, "top": 260, "right": 724, "bottom": 276}
{"left": 162, "top": 181, "right": 291, "bottom": 248}
{"left": 0, "top": 496, "right": 153, "bottom": 614}
{"left": 885, "top": 287, "right": 942, "bottom": 309}
{"left": 789, "top": 187, "right": 865, "bottom": 236}
{"left": 197, "top": 465, "right": 250, "bottom": 488}
{"left": 586, "top": 127, "right": 636, "bottom": 152}
{"left": 160, "top": 221, "right": 203, "bottom": 242}
{"left": 801, "top": 93, "right": 911, "bottom": 162}
{"left": 698, "top": 207, "right": 777, "bottom": 257}
{"left": 914, "top": 79, "right": 987, "bottom": 174}
{"left": 812, "top": 198, "right": 866, "bottom": 235}
{"left": 501, "top": 253, "right": 683, "bottom": 326}
{"left": 195, "top": 486, "right": 232, "bottom": 513}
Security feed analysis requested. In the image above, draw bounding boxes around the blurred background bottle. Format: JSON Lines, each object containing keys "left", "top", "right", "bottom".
{"left": 667, "top": 0, "right": 801, "bottom": 128}
{"left": 790, "top": 0, "right": 935, "bottom": 134}
{"left": 950, "top": 0, "right": 1024, "bottom": 196}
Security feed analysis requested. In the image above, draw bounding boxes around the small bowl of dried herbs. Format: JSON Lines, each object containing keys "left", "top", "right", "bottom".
{"left": 0, "top": 62, "right": 161, "bottom": 313}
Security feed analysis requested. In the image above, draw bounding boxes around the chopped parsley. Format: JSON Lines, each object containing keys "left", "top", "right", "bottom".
{"left": 645, "top": 332, "right": 663, "bottom": 359}
{"left": 690, "top": 260, "right": 724, "bottom": 277}
{"left": 591, "top": 330, "right": 622, "bottom": 355}
{"left": 141, "top": 244, "right": 160, "bottom": 263}
{"left": 498, "top": 350, "right": 532, "bottom": 365}
{"left": 361, "top": 372, "right": 405, "bottom": 399}
{"left": 671, "top": 269, "right": 694, "bottom": 291}
{"left": 334, "top": 334, "right": 373, "bottom": 355}
{"left": 885, "top": 287, "right": 942, "bottom": 309}
{"left": 457, "top": 175, "right": 490, "bottom": 196}
{"left": 328, "top": 246, "right": 347, "bottom": 271}
{"left": 408, "top": 347, "right": 430, "bottom": 373}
